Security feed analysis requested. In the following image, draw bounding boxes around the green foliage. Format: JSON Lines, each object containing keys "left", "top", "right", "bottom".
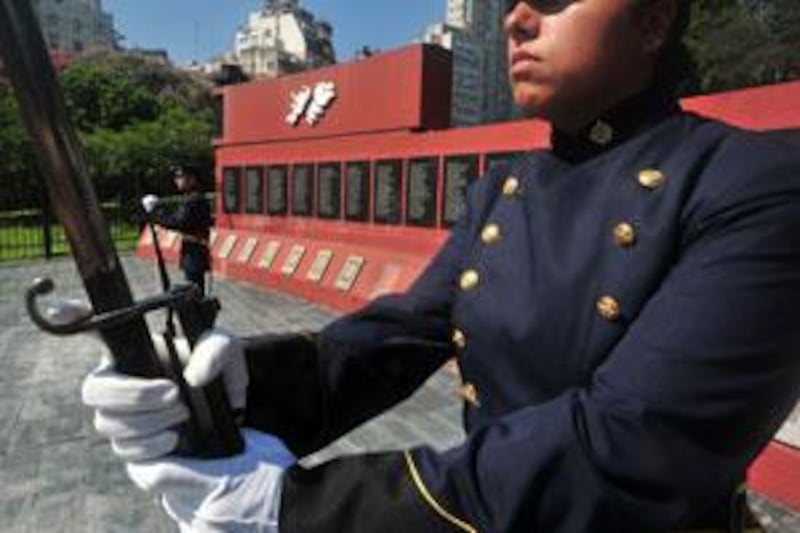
{"left": 0, "top": 85, "right": 40, "bottom": 210}
{"left": 684, "top": 0, "right": 800, "bottom": 94}
{"left": 83, "top": 105, "right": 215, "bottom": 199}
{"left": 0, "top": 51, "right": 216, "bottom": 211}
{"left": 61, "top": 62, "right": 161, "bottom": 131}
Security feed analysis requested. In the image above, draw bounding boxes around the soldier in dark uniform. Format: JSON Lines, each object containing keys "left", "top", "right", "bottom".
{"left": 80, "top": 1, "right": 800, "bottom": 531}
{"left": 143, "top": 166, "right": 213, "bottom": 295}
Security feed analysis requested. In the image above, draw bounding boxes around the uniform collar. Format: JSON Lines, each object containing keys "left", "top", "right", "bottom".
{"left": 550, "top": 87, "right": 680, "bottom": 164}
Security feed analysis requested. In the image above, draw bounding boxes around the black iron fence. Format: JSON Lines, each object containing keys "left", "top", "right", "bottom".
{"left": 0, "top": 194, "right": 203, "bottom": 262}
{"left": 0, "top": 201, "right": 140, "bottom": 261}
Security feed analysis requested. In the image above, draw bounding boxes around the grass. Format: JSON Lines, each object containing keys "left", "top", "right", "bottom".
{"left": 0, "top": 214, "right": 141, "bottom": 262}
{"left": 0, "top": 194, "right": 203, "bottom": 262}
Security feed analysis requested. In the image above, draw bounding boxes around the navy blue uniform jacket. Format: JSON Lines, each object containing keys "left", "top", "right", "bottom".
{"left": 242, "top": 92, "right": 800, "bottom": 532}
{"left": 155, "top": 191, "right": 212, "bottom": 273}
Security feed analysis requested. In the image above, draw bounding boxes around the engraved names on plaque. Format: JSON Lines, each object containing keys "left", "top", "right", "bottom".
{"left": 345, "top": 162, "right": 369, "bottom": 221}
{"left": 237, "top": 237, "right": 258, "bottom": 263}
{"left": 373, "top": 160, "right": 401, "bottom": 224}
{"left": 258, "top": 241, "right": 282, "bottom": 269}
{"left": 267, "top": 166, "right": 288, "bottom": 215}
{"left": 217, "top": 235, "right": 238, "bottom": 259}
{"left": 292, "top": 164, "right": 313, "bottom": 216}
{"left": 281, "top": 245, "right": 306, "bottom": 276}
{"left": 307, "top": 249, "right": 334, "bottom": 282}
{"left": 406, "top": 157, "right": 438, "bottom": 227}
{"left": 222, "top": 168, "right": 240, "bottom": 213}
{"left": 334, "top": 256, "right": 365, "bottom": 291}
{"left": 443, "top": 155, "right": 479, "bottom": 227}
{"left": 245, "top": 167, "right": 264, "bottom": 213}
{"left": 317, "top": 163, "right": 342, "bottom": 219}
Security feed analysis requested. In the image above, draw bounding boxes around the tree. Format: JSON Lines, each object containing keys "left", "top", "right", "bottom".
{"left": 684, "top": 0, "right": 800, "bottom": 94}
{"left": 0, "top": 85, "right": 40, "bottom": 210}
{"left": 0, "top": 51, "right": 217, "bottom": 213}
{"left": 760, "top": 0, "right": 800, "bottom": 82}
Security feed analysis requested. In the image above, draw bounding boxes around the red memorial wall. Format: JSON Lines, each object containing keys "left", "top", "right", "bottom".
{"left": 137, "top": 44, "right": 800, "bottom": 511}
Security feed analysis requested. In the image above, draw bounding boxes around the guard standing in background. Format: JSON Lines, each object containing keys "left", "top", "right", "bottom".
{"left": 142, "top": 166, "right": 213, "bottom": 295}
{"left": 78, "top": 1, "right": 800, "bottom": 531}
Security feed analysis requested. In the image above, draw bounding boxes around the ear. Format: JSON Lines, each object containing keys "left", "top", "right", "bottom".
{"left": 632, "top": 0, "right": 679, "bottom": 56}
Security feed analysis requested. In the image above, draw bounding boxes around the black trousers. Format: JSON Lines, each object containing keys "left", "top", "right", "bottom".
{"left": 183, "top": 265, "right": 206, "bottom": 296}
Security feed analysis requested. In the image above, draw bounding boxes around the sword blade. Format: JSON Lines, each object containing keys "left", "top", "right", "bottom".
{"left": 0, "top": 0, "right": 159, "bottom": 376}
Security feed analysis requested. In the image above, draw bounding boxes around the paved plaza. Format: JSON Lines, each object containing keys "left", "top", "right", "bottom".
{"left": 0, "top": 256, "right": 797, "bottom": 532}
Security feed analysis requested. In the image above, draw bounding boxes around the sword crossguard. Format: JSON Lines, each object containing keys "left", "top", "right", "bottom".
{"left": 26, "top": 277, "right": 200, "bottom": 335}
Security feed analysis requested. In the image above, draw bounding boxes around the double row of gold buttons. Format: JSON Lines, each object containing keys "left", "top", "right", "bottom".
{"left": 596, "top": 169, "right": 666, "bottom": 322}
{"left": 453, "top": 170, "right": 665, "bottom": 404}
{"left": 452, "top": 175, "right": 521, "bottom": 406}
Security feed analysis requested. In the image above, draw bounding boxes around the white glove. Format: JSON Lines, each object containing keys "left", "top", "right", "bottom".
{"left": 81, "top": 329, "right": 249, "bottom": 462}
{"left": 127, "top": 428, "right": 294, "bottom": 533}
{"left": 141, "top": 194, "right": 160, "bottom": 214}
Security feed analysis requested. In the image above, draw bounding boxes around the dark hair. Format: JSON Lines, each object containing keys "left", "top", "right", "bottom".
{"left": 173, "top": 165, "right": 200, "bottom": 179}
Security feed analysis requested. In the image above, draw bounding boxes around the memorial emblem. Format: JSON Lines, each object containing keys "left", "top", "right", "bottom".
{"left": 285, "top": 81, "right": 337, "bottom": 126}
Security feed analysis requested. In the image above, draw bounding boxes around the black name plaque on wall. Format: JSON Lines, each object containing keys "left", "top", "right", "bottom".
{"left": 292, "top": 164, "right": 314, "bottom": 216}
{"left": 318, "top": 163, "right": 342, "bottom": 219}
{"left": 222, "top": 167, "right": 241, "bottom": 214}
{"left": 443, "top": 155, "right": 479, "bottom": 226}
{"left": 244, "top": 167, "right": 263, "bottom": 214}
{"left": 406, "top": 157, "right": 438, "bottom": 227}
{"left": 345, "top": 162, "right": 369, "bottom": 221}
{"left": 267, "top": 166, "right": 288, "bottom": 215}
{"left": 374, "top": 160, "right": 402, "bottom": 225}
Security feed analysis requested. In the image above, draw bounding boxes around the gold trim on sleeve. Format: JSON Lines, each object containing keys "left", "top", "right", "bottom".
{"left": 403, "top": 451, "right": 478, "bottom": 533}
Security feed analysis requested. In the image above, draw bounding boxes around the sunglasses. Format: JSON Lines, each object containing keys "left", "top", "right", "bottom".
{"left": 505, "top": 0, "right": 575, "bottom": 14}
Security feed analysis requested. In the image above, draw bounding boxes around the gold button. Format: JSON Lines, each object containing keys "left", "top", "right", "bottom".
{"left": 452, "top": 329, "right": 467, "bottom": 350}
{"left": 457, "top": 382, "right": 481, "bottom": 407}
{"left": 502, "top": 176, "right": 520, "bottom": 196}
{"left": 596, "top": 295, "right": 622, "bottom": 322}
{"left": 481, "top": 223, "right": 502, "bottom": 244}
{"left": 638, "top": 169, "right": 665, "bottom": 190}
{"left": 459, "top": 269, "right": 480, "bottom": 291}
{"left": 613, "top": 222, "right": 636, "bottom": 248}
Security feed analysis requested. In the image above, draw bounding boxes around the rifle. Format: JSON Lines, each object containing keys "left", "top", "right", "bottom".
{"left": 0, "top": 0, "right": 243, "bottom": 458}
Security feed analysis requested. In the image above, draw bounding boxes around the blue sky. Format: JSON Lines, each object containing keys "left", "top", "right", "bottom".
{"left": 103, "top": 1, "right": 444, "bottom": 66}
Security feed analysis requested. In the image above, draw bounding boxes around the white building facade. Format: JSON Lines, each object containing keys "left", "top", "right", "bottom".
{"left": 423, "top": 0, "right": 511, "bottom": 126}
{"left": 32, "top": 0, "right": 116, "bottom": 55}
{"left": 234, "top": 0, "right": 335, "bottom": 79}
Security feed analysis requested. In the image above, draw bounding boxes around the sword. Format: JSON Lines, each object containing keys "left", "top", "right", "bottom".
{"left": 0, "top": 0, "right": 243, "bottom": 458}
